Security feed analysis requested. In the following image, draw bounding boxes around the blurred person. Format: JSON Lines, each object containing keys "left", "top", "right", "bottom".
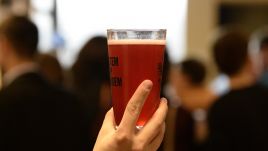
{"left": 249, "top": 28, "right": 268, "bottom": 87}
{"left": 71, "top": 36, "right": 110, "bottom": 150}
{"left": 170, "top": 59, "right": 217, "bottom": 151}
{"left": 208, "top": 29, "right": 268, "bottom": 151}
{"left": 210, "top": 74, "right": 230, "bottom": 96}
{"left": 36, "top": 53, "right": 64, "bottom": 87}
{"left": 157, "top": 49, "right": 171, "bottom": 151}
{"left": 258, "top": 36, "right": 268, "bottom": 86}
{"left": 0, "top": 16, "right": 89, "bottom": 151}
{"left": 93, "top": 80, "right": 168, "bottom": 151}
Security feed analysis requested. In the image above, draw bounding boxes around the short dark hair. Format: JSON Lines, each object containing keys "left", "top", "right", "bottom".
{"left": 72, "top": 36, "right": 110, "bottom": 89}
{"left": 0, "top": 16, "right": 38, "bottom": 57}
{"left": 180, "top": 59, "right": 206, "bottom": 85}
{"left": 212, "top": 30, "right": 249, "bottom": 76}
{"left": 260, "top": 36, "right": 268, "bottom": 50}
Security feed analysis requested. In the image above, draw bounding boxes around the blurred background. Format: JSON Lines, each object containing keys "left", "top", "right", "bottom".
{"left": 0, "top": 0, "right": 187, "bottom": 68}
{"left": 1, "top": 0, "right": 268, "bottom": 81}
{"left": 1, "top": 0, "right": 268, "bottom": 151}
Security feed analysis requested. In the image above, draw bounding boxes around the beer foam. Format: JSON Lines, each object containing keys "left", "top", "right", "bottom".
{"left": 108, "top": 39, "right": 165, "bottom": 45}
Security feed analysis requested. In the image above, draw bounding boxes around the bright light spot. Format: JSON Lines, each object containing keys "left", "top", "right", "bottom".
{"left": 39, "top": 0, "right": 188, "bottom": 67}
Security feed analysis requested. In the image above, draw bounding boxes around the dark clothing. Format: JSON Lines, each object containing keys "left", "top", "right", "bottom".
{"left": 72, "top": 81, "right": 101, "bottom": 150}
{"left": 0, "top": 72, "right": 89, "bottom": 151}
{"left": 208, "top": 84, "right": 268, "bottom": 151}
{"left": 175, "top": 107, "right": 209, "bottom": 151}
{"left": 175, "top": 107, "right": 195, "bottom": 151}
{"left": 259, "top": 71, "right": 268, "bottom": 87}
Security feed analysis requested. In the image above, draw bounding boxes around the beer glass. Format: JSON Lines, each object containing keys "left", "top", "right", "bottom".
{"left": 107, "top": 29, "right": 166, "bottom": 128}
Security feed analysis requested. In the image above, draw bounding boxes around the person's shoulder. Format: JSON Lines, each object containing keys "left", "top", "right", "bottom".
{"left": 4, "top": 72, "right": 46, "bottom": 92}
{"left": 0, "top": 86, "right": 14, "bottom": 105}
{"left": 251, "top": 84, "right": 268, "bottom": 104}
{"left": 48, "top": 83, "right": 76, "bottom": 98}
{"left": 48, "top": 84, "right": 81, "bottom": 105}
{"left": 209, "top": 96, "right": 223, "bottom": 114}
{"left": 208, "top": 92, "right": 239, "bottom": 129}
{"left": 209, "top": 84, "right": 268, "bottom": 115}
{"left": 210, "top": 92, "right": 233, "bottom": 110}
{"left": 253, "top": 83, "right": 268, "bottom": 93}
{"left": 212, "top": 84, "right": 263, "bottom": 105}
{"left": 58, "top": 88, "right": 78, "bottom": 103}
{"left": 208, "top": 90, "right": 242, "bottom": 121}
{"left": 239, "top": 84, "right": 268, "bottom": 102}
{"left": 0, "top": 76, "right": 30, "bottom": 104}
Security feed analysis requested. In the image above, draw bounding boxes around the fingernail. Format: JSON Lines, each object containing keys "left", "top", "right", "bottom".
{"left": 161, "top": 98, "right": 167, "bottom": 104}
{"left": 144, "top": 80, "right": 153, "bottom": 90}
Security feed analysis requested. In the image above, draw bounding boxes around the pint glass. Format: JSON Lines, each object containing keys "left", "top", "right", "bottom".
{"left": 107, "top": 29, "right": 166, "bottom": 128}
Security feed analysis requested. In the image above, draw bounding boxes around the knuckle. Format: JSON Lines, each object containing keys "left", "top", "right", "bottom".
{"left": 115, "top": 131, "right": 132, "bottom": 143}
{"left": 126, "top": 101, "right": 139, "bottom": 116}
{"left": 154, "top": 120, "right": 163, "bottom": 129}
{"left": 132, "top": 145, "right": 145, "bottom": 151}
{"left": 132, "top": 139, "right": 146, "bottom": 151}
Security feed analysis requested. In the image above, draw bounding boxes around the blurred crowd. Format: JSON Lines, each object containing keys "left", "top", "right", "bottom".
{"left": 1, "top": 7, "right": 268, "bottom": 151}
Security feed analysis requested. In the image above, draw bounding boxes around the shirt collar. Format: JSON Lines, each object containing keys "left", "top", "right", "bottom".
{"left": 3, "top": 62, "right": 38, "bottom": 87}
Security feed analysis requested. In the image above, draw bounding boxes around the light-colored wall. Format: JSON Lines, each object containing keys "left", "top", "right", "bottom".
{"left": 186, "top": 0, "right": 218, "bottom": 61}
{"left": 186, "top": 0, "right": 219, "bottom": 81}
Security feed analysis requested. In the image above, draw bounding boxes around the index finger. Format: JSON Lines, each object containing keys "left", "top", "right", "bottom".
{"left": 118, "top": 80, "right": 153, "bottom": 133}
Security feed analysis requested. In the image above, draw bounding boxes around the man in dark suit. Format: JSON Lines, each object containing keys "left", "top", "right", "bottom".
{"left": 208, "top": 30, "right": 268, "bottom": 151}
{"left": 0, "top": 16, "right": 89, "bottom": 151}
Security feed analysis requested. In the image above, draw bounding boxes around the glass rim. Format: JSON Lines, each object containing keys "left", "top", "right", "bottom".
{"left": 107, "top": 29, "right": 166, "bottom": 32}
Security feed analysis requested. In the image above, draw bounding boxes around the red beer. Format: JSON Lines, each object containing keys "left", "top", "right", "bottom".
{"left": 108, "top": 40, "right": 165, "bottom": 127}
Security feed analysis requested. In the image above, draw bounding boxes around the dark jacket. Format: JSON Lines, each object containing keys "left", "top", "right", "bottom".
{"left": 208, "top": 84, "right": 268, "bottom": 151}
{"left": 0, "top": 72, "right": 89, "bottom": 151}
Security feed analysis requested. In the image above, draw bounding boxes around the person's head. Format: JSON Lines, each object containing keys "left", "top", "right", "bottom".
{"left": 0, "top": 16, "right": 38, "bottom": 71}
{"left": 72, "top": 36, "right": 109, "bottom": 84}
{"left": 37, "top": 53, "right": 64, "bottom": 86}
{"left": 212, "top": 30, "right": 253, "bottom": 77}
{"left": 72, "top": 36, "right": 110, "bottom": 111}
{"left": 171, "top": 59, "right": 206, "bottom": 95}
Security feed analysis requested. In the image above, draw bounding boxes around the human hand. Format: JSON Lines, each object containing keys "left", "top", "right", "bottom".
{"left": 93, "top": 80, "right": 168, "bottom": 151}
